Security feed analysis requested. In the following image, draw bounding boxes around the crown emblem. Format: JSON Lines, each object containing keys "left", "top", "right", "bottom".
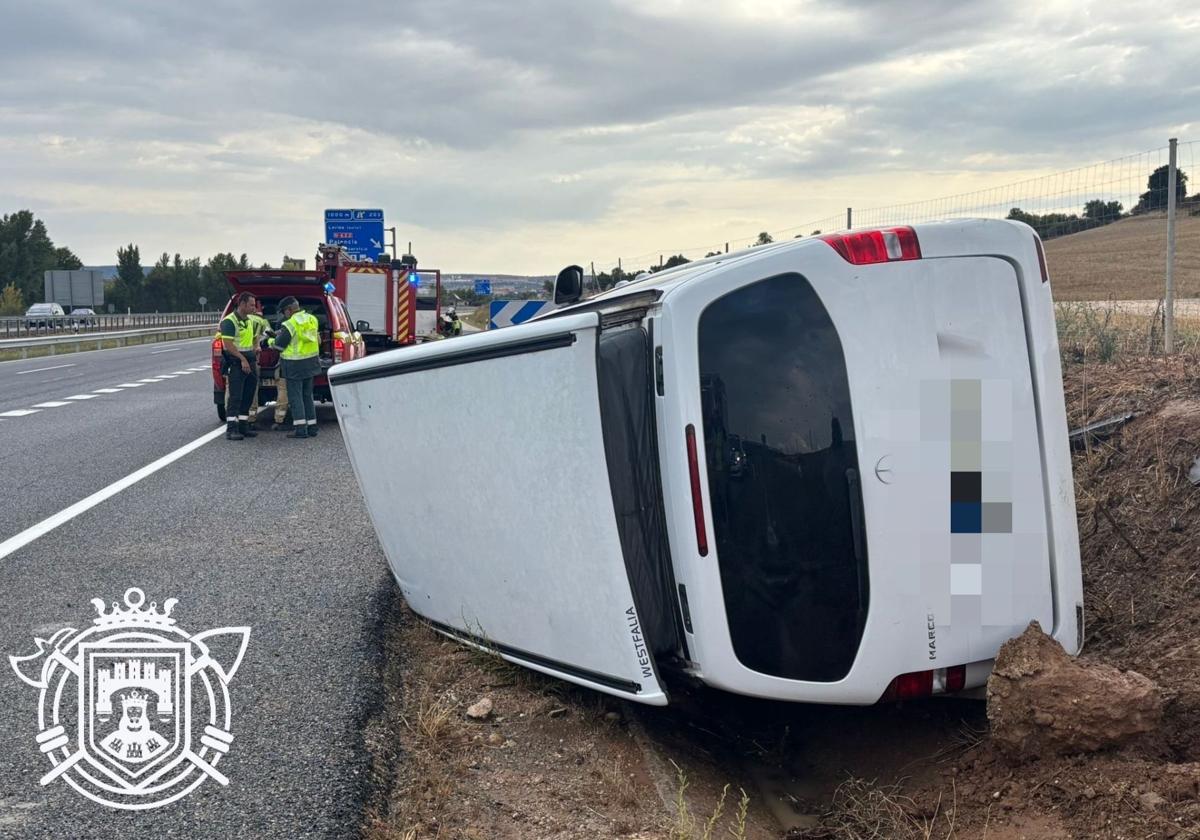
{"left": 121, "top": 690, "right": 149, "bottom": 711}
{"left": 91, "top": 589, "right": 178, "bottom": 628}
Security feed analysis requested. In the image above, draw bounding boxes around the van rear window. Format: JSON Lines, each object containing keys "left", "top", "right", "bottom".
{"left": 698, "top": 273, "right": 868, "bottom": 682}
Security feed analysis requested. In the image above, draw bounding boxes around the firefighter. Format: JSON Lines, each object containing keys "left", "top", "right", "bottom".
{"left": 219, "top": 292, "right": 259, "bottom": 441}
{"left": 267, "top": 296, "right": 320, "bottom": 438}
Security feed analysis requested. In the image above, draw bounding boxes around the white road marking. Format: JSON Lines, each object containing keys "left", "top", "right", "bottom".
{"left": 64, "top": 394, "right": 98, "bottom": 400}
{"left": 33, "top": 401, "right": 72, "bottom": 408}
{"left": 116, "top": 383, "right": 144, "bottom": 388}
{"left": 0, "top": 426, "right": 226, "bottom": 561}
{"left": 150, "top": 347, "right": 181, "bottom": 354}
{"left": 0, "top": 409, "right": 40, "bottom": 417}
{"left": 137, "top": 378, "right": 161, "bottom": 383}
{"left": 93, "top": 388, "right": 122, "bottom": 394}
{"left": 171, "top": 370, "right": 195, "bottom": 375}
{"left": 152, "top": 374, "right": 178, "bottom": 379}
{"left": 189, "top": 366, "right": 210, "bottom": 371}
{"left": 15, "top": 364, "right": 76, "bottom": 375}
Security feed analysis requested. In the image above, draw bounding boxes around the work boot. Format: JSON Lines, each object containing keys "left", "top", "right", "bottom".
{"left": 272, "top": 421, "right": 288, "bottom": 431}
{"left": 306, "top": 424, "right": 318, "bottom": 438}
{"left": 238, "top": 420, "right": 258, "bottom": 438}
{"left": 225, "top": 421, "right": 243, "bottom": 441}
{"left": 287, "top": 426, "right": 308, "bottom": 439}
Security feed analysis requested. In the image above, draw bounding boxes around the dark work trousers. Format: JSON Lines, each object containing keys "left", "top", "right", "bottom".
{"left": 285, "top": 376, "right": 316, "bottom": 426}
{"left": 225, "top": 351, "right": 258, "bottom": 421}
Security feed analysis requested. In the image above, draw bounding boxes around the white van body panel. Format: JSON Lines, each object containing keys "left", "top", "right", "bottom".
{"left": 655, "top": 226, "right": 1076, "bottom": 703}
{"left": 331, "top": 312, "right": 668, "bottom": 705}
{"left": 333, "top": 218, "right": 1081, "bottom": 706}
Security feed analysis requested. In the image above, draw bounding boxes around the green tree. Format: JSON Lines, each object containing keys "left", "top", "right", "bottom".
{"left": 1136, "top": 165, "right": 1189, "bottom": 212}
{"left": 108, "top": 243, "right": 143, "bottom": 311}
{"left": 201, "top": 253, "right": 248, "bottom": 310}
{"left": 1083, "top": 199, "right": 1123, "bottom": 221}
{"left": 651, "top": 254, "right": 691, "bottom": 273}
{"left": 0, "top": 211, "right": 62, "bottom": 306}
{"left": 754, "top": 231, "right": 774, "bottom": 246}
{"left": 54, "top": 246, "right": 83, "bottom": 269}
{"left": 704, "top": 250, "right": 722, "bottom": 258}
{"left": 0, "top": 282, "right": 23, "bottom": 315}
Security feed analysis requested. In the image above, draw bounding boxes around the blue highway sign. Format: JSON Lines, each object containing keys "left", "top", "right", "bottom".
{"left": 474, "top": 279, "right": 492, "bottom": 296}
{"left": 324, "top": 209, "right": 385, "bottom": 260}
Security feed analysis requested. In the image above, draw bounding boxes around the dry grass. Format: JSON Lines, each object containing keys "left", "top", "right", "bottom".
{"left": 666, "top": 761, "right": 750, "bottom": 840}
{"left": 1045, "top": 211, "right": 1200, "bottom": 301}
{"left": 1055, "top": 299, "right": 1200, "bottom": 362}
{"left": 790, "top": 778, "right": 960, "bottom": 840}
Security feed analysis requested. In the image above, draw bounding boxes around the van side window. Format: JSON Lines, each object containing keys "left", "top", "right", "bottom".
{"left": 698, "top": 272, "right": 868, "bottom": 682}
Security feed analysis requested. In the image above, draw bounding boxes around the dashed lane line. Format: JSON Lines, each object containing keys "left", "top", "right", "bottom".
{"left": 15, "top": 364, "right": 76, "bottom": 375}
{"left": 64, "top": 394, "right": 99, "bottom": 401}
{"left": 32, "top": 401, "right": 72, "bottom": 408}
{"left": 0, "top": 409, "right": 40, "bottom": 418}
{"left": 93, "top": 388, "right": 122, "bottom": 394}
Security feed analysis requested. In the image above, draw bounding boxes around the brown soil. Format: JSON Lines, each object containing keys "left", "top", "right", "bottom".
{"left": 363, "top": 354, "right": 1200, "bottom": 840}
{"left": 361, "top": 604, "right": 780, "bottom": 840}
{"left": 1044, "top": 211, "right": 1200, "bottom": 301}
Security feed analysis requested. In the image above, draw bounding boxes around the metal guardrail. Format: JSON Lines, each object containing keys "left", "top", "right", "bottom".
{"left": 0, "top": 311, "right": 216, "bottom": 340}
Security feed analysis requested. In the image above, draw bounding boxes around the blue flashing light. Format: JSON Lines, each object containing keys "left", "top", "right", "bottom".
{"left": 323, "top": 281, "right": 336, "bottom": 294}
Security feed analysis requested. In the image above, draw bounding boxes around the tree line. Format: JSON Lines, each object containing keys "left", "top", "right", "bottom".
{"left": 0, "top": 211, "right": 83, "bottom": 314}
{"left": 1007, "top": 164, "right": 1193, "bottom": 241}
{"left": 0, "top": 209, "right": 259, "bottom": 315}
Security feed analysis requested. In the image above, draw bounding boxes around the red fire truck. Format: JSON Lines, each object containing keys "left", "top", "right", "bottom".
{"left": 316, "top": 244, "right": 443, "bottom": 352}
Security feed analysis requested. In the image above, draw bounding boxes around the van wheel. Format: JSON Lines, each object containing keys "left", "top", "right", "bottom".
{"left": 217, "top": 404, "right": 227, "bottom": 422}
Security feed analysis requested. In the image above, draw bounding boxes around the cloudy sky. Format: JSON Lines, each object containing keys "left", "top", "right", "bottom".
{"left": 2, "top": 0, "right": 1197, "bottom": 274}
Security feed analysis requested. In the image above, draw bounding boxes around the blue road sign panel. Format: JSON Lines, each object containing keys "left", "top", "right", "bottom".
{"left": 474, "top": 279, "right": 492, "bottom": 296}
{"left": 324, "top": 209, "right": 385, "bottom": 260}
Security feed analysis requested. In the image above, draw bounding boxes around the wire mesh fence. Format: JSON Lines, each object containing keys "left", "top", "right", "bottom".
{"left": 593, "top": 139, "right": 1200, "bottom": 362}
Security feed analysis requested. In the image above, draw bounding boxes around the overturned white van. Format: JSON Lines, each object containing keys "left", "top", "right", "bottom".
{"left": 329, "top": 219, "right": 1083, "bottom": 707}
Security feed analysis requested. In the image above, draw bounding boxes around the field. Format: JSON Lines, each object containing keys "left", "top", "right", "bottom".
{"left": 1044, "top": 211, "right": 1200, "bottom": 301}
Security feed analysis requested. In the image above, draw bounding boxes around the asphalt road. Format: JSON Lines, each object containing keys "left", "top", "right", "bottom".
{"left": 0, "top": 338, "right": 395, "bottom": 838}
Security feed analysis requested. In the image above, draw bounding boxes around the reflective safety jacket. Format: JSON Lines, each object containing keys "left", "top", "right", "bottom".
{"left": 273, "top": 310, "right": 319, "bottom": 360}
{"left": 220, "top": 311, "right": 256, "bottom": 351}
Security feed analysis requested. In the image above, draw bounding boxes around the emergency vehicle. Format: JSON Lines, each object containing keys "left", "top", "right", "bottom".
{"left": 329, "top": 219, "right": 1083, "bottom": 707}
{"left": 212, "top": 245, "right": 444, "bottom": 421}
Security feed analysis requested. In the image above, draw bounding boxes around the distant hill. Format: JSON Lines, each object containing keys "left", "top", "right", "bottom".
{"left": 1044, "top": 209, "right": 1200, "bottom": 301}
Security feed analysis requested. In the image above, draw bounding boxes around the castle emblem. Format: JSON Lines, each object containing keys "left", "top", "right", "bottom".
{"left": 9, "top": 587, "right": 250, "bottom": 810}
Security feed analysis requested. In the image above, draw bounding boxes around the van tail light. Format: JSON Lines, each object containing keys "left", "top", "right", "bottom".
{"left": 879, "top": 665, "right": 966, "bottom": 702}
{"left": 211, "top": 337, "right": 224, "bottom": 378}
{"left": 1034, "top": 235, "right": 1049, "bottom": 283}
{"left": 333, "top": 334, "right": 346, "bottom": 364}
{"left": 820, "top": 227, "right": 921, "bottom": 265}
{"left": 685, "top": 425, "right": 709, "bottom": 557}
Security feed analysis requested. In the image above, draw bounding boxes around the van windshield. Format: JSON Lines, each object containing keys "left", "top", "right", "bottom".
{"left": 698, "top": 272, "right": 868, "bottom": 682}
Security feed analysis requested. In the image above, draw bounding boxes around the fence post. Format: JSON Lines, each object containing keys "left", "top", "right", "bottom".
{"left": 1165, "top": 138, "right": 1178, "bottom": 354}
{"left": 847, "top": 207, "right": 853, "bottom": 230}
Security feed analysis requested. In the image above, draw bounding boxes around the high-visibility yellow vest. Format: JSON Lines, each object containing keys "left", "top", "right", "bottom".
{"left": 248, "top": 313, "right": 270, "bottom": 341}
{"left": 278, "top": 310, "right": 319, "bottom": 360}
{"left": 221, "top": 312, "right": 256, "bottom": 351}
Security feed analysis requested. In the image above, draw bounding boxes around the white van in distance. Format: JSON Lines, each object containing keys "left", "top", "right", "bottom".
{"left": 329, "top": 219, "right": 1083, "bottom": 707}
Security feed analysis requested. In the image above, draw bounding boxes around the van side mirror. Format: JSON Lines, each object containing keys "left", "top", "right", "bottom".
{"left": 554, "top": 265, "right": 585, "bottom": 306}
{"left": 356, "top": 320, "right": 371, "bottom": 331}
